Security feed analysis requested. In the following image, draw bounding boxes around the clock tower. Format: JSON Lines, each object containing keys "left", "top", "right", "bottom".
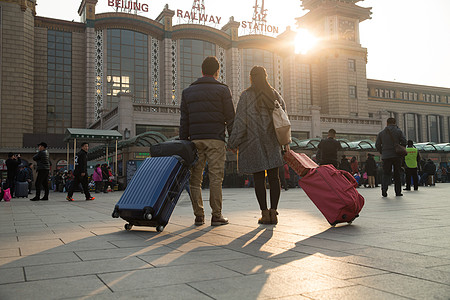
{"left": 297, "top": 0, "right": 372, "bottom": 118}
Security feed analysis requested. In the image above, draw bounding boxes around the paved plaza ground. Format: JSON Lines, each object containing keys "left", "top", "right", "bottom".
{"left": 0, "top": 183, "right": 449, "bottom": 299}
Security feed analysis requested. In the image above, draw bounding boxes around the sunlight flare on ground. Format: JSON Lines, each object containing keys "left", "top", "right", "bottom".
{"left": 295, "top": 28, "right": 318, "bottom": 54}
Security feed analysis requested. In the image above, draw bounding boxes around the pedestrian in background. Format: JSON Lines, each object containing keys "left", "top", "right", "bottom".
{"left": 228, "top": 66, "right": 289, "bottom": 225}
{"left": 66, "top": 142, "right": 95, "bottom": 201}
{"left": 350, "top": 156, "right": 359, "bottom": 175}
{"left": 376, "top": 117, "right": 407, "bottom": 197}
{"left": 5, "top": 152, "right": 21, "bottom": 197}
{"left": 93, "top": 164, "right": 102, "bottom": 193}
{"left": 419, "top": 159, "right": 436, "bottom": 186}
{"left": 316, "top": 129, "right": 342, "bottom": 168}
{"left": 404, "top": 140, "right": 420, "bottom": 191}
{"left": 365, "top": 153, "right": 377, "bottom": 188}
{"left": 25, "top": 163, "right": 33, "bottom": 194}
{"left": 339, "top": 155, "right": 352, "bottom": 173}
{"left": 31, "top": 142, "right": 50, "bottom": 201}
{"left": 179, "top": 56, "right": 235, "bottom": 226}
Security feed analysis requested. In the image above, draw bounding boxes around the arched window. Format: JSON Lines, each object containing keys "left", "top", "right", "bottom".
{"left": 106, "top": 29, "right": 148, "bottom": 108}
{"left": 179, "top": 39, "right": 216, "bottom": 90}
{"left": 242, "top": 48, "right": 274, "bottom": 89}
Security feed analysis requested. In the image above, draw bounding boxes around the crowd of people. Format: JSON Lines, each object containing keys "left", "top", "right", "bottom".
{"left": 1, "top": 141, "right": 117, "bottom": 202}
{"left": 1, "top": 55, "right": 448, "bottom": 231}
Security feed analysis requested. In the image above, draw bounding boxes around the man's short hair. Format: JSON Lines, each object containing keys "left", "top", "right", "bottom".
{"left": 387, "top": 117, "right": 396, "bottom": 125}
{"left": 202, "top": 56, "right": 220, "bottom": 76}
{"left": 328, "top": 129, "right": 336, "bottom": 136}
{"left": 81, "top": 142, "right": 89, "bottom": 147}
{"left": 8, "top": 152, "right": 14, "bottom": 158}
{"left": 407, "top": 140, "right": 414, "bottom": 146}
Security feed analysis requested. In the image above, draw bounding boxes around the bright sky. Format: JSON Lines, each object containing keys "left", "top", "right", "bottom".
{"left": 36, "top": 0, "right": 450, "bottom": 89}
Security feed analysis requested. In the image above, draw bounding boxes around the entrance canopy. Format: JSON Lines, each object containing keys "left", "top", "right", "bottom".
{"left": 64, "top": 128, "right": 122, "bottom": 142}
{"left": 87, "top": 131, "right": 168, "bottom": 161}
{"left": 64, "top": 128, "right": 122, "bottom": 172}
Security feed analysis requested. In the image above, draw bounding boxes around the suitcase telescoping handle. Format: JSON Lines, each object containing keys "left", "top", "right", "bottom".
{"left": 339, "top": 170, "right": 359, "bottom": 188}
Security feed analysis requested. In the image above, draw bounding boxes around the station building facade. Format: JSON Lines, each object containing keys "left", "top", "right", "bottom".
{"left": 0, "top": 0, "right": 449, "bottom": 179}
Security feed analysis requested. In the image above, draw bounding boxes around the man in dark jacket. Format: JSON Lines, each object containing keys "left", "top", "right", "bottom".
{"left": 30, "top": 142, "right": 50, "bottom": 201}
{"left": 376, "top": 117, "right": 407, "bottom": 197}
{"left": 179, "top": 56, "right": 235, "bottom": 226}
{"left": 66, "top": 142, "right": 95, "bottom": 201}
{"left": 5, "top": 152, "right": 21, "bottom": 197}
{"left": 317, "top": 129, "right": 341, "bottom": 168}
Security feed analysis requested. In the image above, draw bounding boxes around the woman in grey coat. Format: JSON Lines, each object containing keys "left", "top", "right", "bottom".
{"left": 228, "top": 66, "right": 290, "bottom": 224}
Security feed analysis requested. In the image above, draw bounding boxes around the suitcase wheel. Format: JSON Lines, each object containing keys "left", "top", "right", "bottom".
{"left": 144, "top": 213, "right": 153, "bottom": 220}
{"left": 112, "top": 211, "right": 119, "bottom": 218}
{"left": 347, "top": 221, "right": 353, "bottom": 225}
{"left": 156, "top": 225, "right": 164, "bottom": 232}
{"left": 124, "top": 223, "right": 133, "bottom": 231}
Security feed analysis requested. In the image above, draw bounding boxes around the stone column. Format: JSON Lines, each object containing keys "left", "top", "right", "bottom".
{"left": 221, "top": 17, "right": 240, "bottom": 106}
{"left": 78, "top": 0, "right": 98, "bottom": 127}
{"left": 156, "top": 5, "right": 175, "bottom": 105}
{"left": 0, "top": 1, "right": 35, "bottom": 147}
{"left": 310, "top": 105, "right": 321, "bottom": 138}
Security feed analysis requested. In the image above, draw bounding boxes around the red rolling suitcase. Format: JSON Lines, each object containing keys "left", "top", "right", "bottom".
{"left": 299, "top": 165, "right": 364, "bottom": 226}
{"left": 283, "top": 150, "right": 318, "bottom": 176}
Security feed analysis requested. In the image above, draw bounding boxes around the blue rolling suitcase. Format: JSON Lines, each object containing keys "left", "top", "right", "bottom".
{"left": 112, "top": 156, "right": 190, "bottom": 232}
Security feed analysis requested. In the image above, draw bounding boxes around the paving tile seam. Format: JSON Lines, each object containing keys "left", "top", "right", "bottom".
{"left": 22, "top": 264, "right": 156, "bottom": 282}
{"left": 344, "top": 262, "right": 450, "bottom": 287}
{"left": 303, "top": 284, "right": 414, "bottom": 300}
{"left": 95, "top": 274, "right": 114, "bottom": 293}
{"left": 185, "top": 282, "right": 217, "bottom": 300}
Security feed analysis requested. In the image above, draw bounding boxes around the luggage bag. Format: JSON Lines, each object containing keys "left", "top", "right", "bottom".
{"left": 299, "top": 165, "right": 364, "bottom": 226}
{"left": 150, "top": 140, "right": 198, "bottom": 166}
{"left": 15, "top": 181, "right": 29, "bottom": 198}
{"left": 283, "top": 150, "right": 318, "bottom": 176}
{"left": 112, "top": 156, "right": 190, "bottom": 232}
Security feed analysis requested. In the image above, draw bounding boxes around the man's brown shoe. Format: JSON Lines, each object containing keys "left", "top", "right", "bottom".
{"left": 194, "top": 216, "right": 205, "bottom": 226}
{"left": 211, "top": 215, "right": 229, "bottom": 226}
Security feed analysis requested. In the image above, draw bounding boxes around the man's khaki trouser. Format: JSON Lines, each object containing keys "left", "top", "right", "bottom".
{"left": 190, "top": 139, "right": 226, "bottom": 218}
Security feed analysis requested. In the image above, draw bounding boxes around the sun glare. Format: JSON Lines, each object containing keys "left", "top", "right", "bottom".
{"left": 295, "top": 29, "right": 318, "bottom": 55}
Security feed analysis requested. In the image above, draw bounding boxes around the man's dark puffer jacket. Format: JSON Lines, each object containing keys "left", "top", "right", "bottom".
{"left": 179, "top": 76, "right": 235, "bottom": 141}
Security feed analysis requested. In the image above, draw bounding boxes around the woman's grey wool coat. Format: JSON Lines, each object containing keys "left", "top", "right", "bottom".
{"left": 228, "top": 89, "right": 286, "bottom": 174}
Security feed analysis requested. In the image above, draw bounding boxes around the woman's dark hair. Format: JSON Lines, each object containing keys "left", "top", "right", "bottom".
{"left": 249, "top": 66, "right": 275, "bottom": 110}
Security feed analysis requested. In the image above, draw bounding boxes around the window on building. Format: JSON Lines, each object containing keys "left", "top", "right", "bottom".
{"left": 47, "top": 30, "right": 72, "bottom": 134}
{"left": 436, "top": 95, "right": 440, "bottom": 102}
{"left": 414, "top": 93, "right": 418, "bottom": 101}
{"left": 403, "top": 91, "right": 408, "bottom": 100}
{"left": 106, "top": 29, "right": 148, "bottom": 108}
{"left": 427, "top": 115, "right": 442, "bottom": 143}
{"left": 426, "top": 94, "right": 430, "bottom": 102}
{"left": 179, "top": 39, "right": 216, "bottom": 90}
{"left": 375, "top": 89, "right": 379, "bottom": 97}
{"left": 243, "top": 48, "right": 274, "bottom": 90}
{"left": 349, "top": 85, "right": 357, "bottom": 98}
{"left": 390, "top": 90, "right": 395, "bottom": 99}
{"left": 431, "top": 95, "right": 435, "bottom": 102}
{"left": 399, "top": 91, "right": 403, "bottom": 99}
{"left": 404, "top": 113, "right": 419, "bottom": 142}
{"left": 348, "top": 59, "right": 355, "bottom": 71}
{"left": 294, "top": 63, "right": 312, "bottom": 112}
